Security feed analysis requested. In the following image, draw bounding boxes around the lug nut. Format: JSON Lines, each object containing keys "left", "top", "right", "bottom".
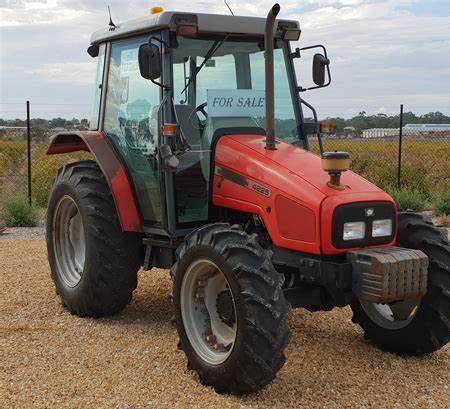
{"left": 194, "top": 293, "right": 204, "bottom": 303}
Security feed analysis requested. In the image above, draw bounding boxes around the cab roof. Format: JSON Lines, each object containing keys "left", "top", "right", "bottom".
{"left": 90, "top": 11, "right": 300, "bottom": 45}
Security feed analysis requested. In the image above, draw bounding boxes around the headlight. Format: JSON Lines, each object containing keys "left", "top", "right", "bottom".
{"left": 343, "top": 221, "right": 365, "bottom": 241}
{"left": 372, "top": 219, "right": 392, "bottom": 237}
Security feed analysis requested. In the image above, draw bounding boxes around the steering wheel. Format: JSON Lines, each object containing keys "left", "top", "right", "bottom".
{"left": 196, "top": 102, "right": 208, "bottom": 118}
{"left": 188, "top": 102, "right": 208, "bottom": 131}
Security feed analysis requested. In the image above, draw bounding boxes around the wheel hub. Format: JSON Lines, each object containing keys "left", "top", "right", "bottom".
{"left": 180, "top": 259, "right": 237, "bottom": 365}
{"left": 53, "top": 196, "right": 86, "bottom": 288}
{"left": 216, "top": 289, "right": 236, "bottom": 327}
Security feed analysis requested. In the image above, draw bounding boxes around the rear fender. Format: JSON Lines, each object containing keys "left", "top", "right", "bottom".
{"left": 47, "top": 131, "right": 142, "bottom": 233}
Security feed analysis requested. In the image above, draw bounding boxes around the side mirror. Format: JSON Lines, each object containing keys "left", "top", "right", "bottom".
{"left": 312, "top": 53, "right": 329, "bottom": 86}
{"left": 87, "top": 44, "right": 99, "bottom": 58}
{"left": 138, "top": 44, "right": 162, "bottom": 80}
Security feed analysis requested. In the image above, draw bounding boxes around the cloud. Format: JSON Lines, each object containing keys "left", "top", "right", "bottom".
{"left": 290, "top": 1, "right": 450, "bottom": 116}
{"left": 26, "top": 62, "right": 96, "bottom": 84}
{"left": 0, "top": 0, "right": 90, "bottom": 27}
{"left": 0, "top": 0, "right": 449, "bottom": 119}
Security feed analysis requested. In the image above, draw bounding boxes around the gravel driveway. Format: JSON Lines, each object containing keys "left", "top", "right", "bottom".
{"left": 0, "top": 227, "right": 45, "bottom": 241}
{"left": 1, "top": 239, "right": 449, "bottom": 409}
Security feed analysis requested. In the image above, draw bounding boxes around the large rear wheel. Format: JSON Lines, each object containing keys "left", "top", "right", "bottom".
{"left": 351, "top": 212, "right": 450, "bottom": 355}
{"left": 47, "top": 160, "right": 142, "bottom": 317}
{"left": 172, "top": 223, "right": 291, "bottom": 394}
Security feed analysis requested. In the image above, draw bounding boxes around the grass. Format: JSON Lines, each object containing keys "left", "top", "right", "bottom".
{"left": 0, "top": 141, "right": 27, "bottom": 177}
{"left": 433, "top": 190, "right": 450, "bottom": 216}
{"left": 310, "top": 138, "right": 450, "bottom": 195}
{"left": 30, "top": 145, "right": 91, "bottom": 207}
{"left": 387, "top": 188, "right": 427, "bottom": 212}
{"left": 0, "top": 195, "right": 38, "bottom": 227}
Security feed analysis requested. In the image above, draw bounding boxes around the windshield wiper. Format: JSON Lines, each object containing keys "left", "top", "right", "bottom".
{"left": 181, "top": 34, "right": 230, "bottom": 96}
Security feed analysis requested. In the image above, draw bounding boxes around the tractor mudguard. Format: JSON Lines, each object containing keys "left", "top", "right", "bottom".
{"left": 47, "top": 131, "right": 142, "bottom": 233}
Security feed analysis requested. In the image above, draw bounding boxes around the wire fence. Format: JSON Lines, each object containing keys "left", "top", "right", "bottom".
{"left": 0, "top": 102, "right": 449, "bottom": 212}
{"left": 0, "top": 102, "right": 91, "bottom": 209}
{"left": 310, "top": 127, "right": 450, "bottom": 197}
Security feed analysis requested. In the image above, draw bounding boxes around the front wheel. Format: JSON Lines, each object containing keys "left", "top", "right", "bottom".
{"left": 172, "top": 224, "right": 291, "bottom": 394}
{"left": 351, "top": 212, "right": 450, "bottom": 355}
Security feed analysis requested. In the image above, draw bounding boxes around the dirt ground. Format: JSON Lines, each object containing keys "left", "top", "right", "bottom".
{"left": 1, "top": 240, "right": 449, "bottom": 409}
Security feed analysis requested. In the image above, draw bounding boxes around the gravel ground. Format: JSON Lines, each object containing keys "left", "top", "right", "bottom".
{"left": 0, "top": 227, "right": 45, "bottom": 241}
{"left": 1, "top": 240, "right": 449, "bottom": 409}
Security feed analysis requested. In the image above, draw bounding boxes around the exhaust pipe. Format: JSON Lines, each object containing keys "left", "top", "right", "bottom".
{"left": 265, "top": 3, "right": 280, "bottom": 151}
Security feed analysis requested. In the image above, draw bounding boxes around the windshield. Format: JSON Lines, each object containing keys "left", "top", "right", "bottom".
{"left": 172, "top": 37, "right": 300, "bottom": 145}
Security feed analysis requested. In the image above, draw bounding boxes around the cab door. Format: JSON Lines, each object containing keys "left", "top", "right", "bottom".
{"left": 170, "top": 39, "right": 238, "bottom": 230}
{"left": 102, "top": 35, "right": 164, "bottom": 227}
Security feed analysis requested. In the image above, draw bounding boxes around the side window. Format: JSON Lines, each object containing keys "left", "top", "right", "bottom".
{"left": 89, "top": 44, "right": 106, "bottom": 130}
{"left": 104, "top": 36, "right": 163, "bottom": 224}
{"left": 104, "top": 37, "right": 160, "bottom": 152}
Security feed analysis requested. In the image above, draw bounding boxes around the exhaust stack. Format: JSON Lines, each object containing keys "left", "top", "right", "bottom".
{"left": 264, "top": 3, "right": 280, "bottom": 151}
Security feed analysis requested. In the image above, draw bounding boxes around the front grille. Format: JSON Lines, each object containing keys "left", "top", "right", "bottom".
{"left": 332, "top": 202, "right": 396, "bottom": 249}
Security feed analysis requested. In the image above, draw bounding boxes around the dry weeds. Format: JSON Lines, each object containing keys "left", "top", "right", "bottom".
{"left": 0, "top": 240, "right": 449, "bottom": 409}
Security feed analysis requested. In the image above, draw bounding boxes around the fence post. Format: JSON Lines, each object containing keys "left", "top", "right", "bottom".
{"left": 26, "top": 100, "right": 32, "bottom": 206}
{"left": 397, "top": 103, "right": 404, "bottom": 189}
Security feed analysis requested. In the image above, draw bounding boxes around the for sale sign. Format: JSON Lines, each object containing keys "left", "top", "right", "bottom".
{"left": 207, "top": 89, "right": 265, "bottom": 118}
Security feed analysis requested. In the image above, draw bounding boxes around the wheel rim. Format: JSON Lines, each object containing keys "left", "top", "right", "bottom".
{"left": 360, "top": 298, "right": 421, "bottom": 330}
{"left": 180, "top": 259, "right": 237, "bottom": 365}
{"left": 53, "top": 195, "right": 86, "bottom": 288}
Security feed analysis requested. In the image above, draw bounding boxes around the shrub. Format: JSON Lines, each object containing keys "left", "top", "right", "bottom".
{"left": 0, "top": 195, "right": 38, "bottom": 227}
{"left": 434, "top": 190, "right": 450, "bottom": 216}
{"left": 32, "top": 155, "right": 64, "bottom": 207}
{"left": 0, "top": 141, "right": 27, "bottom": 176}
{"left": 31, "top": 144, "right": 91, "bottom": 207}
{"left": 387, "top": 188, "right": 427, "bottom": 212}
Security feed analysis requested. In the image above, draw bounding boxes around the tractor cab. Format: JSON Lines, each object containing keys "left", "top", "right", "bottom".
{"left": 86, "top": 8, "right": 327, "bottom": 236}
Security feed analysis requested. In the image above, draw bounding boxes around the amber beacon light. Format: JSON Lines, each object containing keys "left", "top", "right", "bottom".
{"left": 150, "top": 6, "right": 164, "bottom": 15}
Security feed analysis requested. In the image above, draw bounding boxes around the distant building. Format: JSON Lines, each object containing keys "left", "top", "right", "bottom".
{"left": 362, "top": 128, "right": 398, "bottom": 138}
{"left": 343, "top": 126, "right": 356, "bottom": 137}
{"left": 403, "top": 123, "right": 450, "bottom": 134}
{"left": 0, "top": 126, "right": 27, "bottom": 130}
{"left": 361, "top": 124, "right": 450, "bottom": 138}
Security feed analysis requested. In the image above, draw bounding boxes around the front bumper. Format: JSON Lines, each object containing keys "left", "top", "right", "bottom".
{"left": 348, "top": 246, "right": 429, "bottom": 304}
{"left": 273, "top": 245, "right": 429, "bottom": 305}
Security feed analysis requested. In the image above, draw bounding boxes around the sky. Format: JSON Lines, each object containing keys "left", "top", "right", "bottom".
{"left": 0, "top": 0, "right": 449, "bottom": 119}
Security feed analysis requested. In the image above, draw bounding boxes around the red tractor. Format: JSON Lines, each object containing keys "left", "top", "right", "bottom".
{"left": 46, "top": 4, "right": 449, "bottom": 394}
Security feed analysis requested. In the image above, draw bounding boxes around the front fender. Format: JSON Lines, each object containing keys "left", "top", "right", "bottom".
{"left": 47, "top": 131, "right": 142, "bottom": 233}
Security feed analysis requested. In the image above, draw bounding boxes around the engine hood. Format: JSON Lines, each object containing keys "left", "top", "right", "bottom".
{"left": 227, "top": 134, "right": 382, "bottom": 197}
{"left": 213, "top": 133, "right": 396, "bottom": 256}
